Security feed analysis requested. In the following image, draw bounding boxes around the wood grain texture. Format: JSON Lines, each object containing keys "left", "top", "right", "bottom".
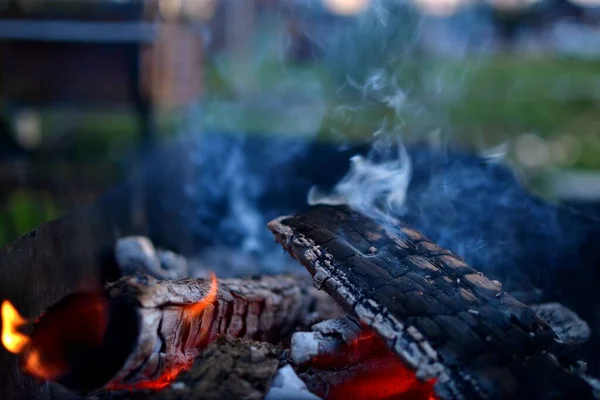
{"left": 269, "top": 205, "right": 595, "bottom": 400}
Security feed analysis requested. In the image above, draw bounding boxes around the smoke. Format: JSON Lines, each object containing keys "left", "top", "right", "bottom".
{"left": 308, "top": 132, "right": 412, "bottom": 223}
{"left": 168, "top": 0, "right": 567, "bottom": 287}
{"left": 302, "top": 0, "right": 580, "bottom": 299}
{"left": 180, "top": 131, "right": 311, "bottom": 276}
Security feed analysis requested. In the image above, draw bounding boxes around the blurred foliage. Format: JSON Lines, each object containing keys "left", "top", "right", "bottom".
{"left": 2, "top": 189, "right": 60, "bottom": 244}
{"left": 203, "top": 55, "right": 600, "bottom": 170}
{"left": 0, "top": 109, "right": 180, "bottom": 247}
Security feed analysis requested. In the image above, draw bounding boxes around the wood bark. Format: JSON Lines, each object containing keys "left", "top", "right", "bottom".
{"left": 26, "top": 274, "right": 341, "bottom": 393}
{"left": 269, "top": 205, "right": 596, "bottom": 400}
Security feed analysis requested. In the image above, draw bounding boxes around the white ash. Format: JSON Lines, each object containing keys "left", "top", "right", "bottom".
{"left": 115, "top": 236, "right": 188, "bottom": 280}
{"left": 291, "top": 332, "right": 322, "bottom": 365}
{"left": 291, "top": 316, "right": 364, "bottom": 365}
{"left": 265, "top": 365, "right": 323, "bottom": 400}
{"left": 531, "top": 302, "right": 591, "bottom": 346}
{"left": 312, "top": 316, "right": 363, "bottom": 341}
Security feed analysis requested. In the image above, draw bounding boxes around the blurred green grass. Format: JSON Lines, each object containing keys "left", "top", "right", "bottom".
{"left": 202, "top": 56, "right": 600, "bottom": 168}
{"left": 2, "top": 55, "right": 600, "bottom": 246}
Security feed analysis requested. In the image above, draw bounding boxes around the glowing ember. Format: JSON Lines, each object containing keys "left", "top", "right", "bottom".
{"left": 188, "top": 272, "right": 218, "bottom": 318}
{"left": 106, "top": 366, "right": 185, "bottom": 391}
{"left": 324, "top": 353, "right": 437, "bottom": 400}
{"left": 1, "top": 300, "right": 29, "bottom": 353}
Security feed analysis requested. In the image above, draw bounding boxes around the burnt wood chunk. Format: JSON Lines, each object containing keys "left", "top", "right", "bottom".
{"left": 268, "top": 205, "right": 596, "bottom": 400}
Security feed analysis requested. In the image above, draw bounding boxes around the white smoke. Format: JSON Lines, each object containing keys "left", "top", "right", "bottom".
{"left": 309, "top": 37, "right": 415, "bottom": 219}
{"left": 308, "top": 131, "right": 412, "bottom": 218}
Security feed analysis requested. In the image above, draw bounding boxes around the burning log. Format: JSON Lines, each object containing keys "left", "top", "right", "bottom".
{"left": 269, "top": 205, "right": 597, "bottom": 399}
{"left": 2, "top": 274, "right": 341, "bottom": 393}
{"left": 291, "top": 305, "right": 587, "bottom": 400}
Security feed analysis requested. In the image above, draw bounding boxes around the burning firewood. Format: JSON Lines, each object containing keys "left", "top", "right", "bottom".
{"left": 1, "top": 274, "right": 341, "bottom": 393}
{"left": 290, "top": 307, "right": 588, "bottom": 400}
{"left": 269, "top": 205, "right": 598, "bottom": 399}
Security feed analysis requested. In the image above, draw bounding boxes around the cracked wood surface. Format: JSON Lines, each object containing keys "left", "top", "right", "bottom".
{"left": 268, "top": 205, "right": 595, "bottom": 400}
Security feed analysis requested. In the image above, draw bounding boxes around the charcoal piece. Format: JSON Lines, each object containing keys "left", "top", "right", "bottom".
{"left": 269, "top": 205, "right": 596, "bottom": 400}
{"left": 20, "top": 274, "right": 341, "bottom": 393}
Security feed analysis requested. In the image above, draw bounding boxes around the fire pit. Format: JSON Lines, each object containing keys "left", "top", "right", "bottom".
{"left": 2, "top": 140, "right": 600, "bottom": 400}
{"left": 1, "top": 204, "right": 598, "bottom": 399}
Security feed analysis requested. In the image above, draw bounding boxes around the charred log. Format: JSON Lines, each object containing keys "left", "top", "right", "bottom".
{"left": 22, "top": 274, "right": 340, "bottom": 393}
{"left": 269, "top": 205, "right": 597, "bottom": 399}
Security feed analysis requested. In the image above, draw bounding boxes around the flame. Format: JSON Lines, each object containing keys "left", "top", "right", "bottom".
{"left": 1, "top": 300, "right": 63, "bottom": 381}
{"left": 22, "top": 348, "right": 63, "bottom": 381}
{"left": 2, "top": 300, "right": 29, "bottom": 353}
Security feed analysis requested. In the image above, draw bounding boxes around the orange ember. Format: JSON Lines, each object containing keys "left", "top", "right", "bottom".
{"left": 188, "top": 272, "right": 218, "bottom": 317}
{"left": 106, "top": 365, "right": 187, "bottom": 391}
{"left": 325, "top": 353, "right": 437, "bottom": 400}
{"left": 310, "top": 327, "right": 389, "bottom": 369}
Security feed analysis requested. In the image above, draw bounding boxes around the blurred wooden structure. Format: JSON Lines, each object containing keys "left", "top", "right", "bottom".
{"left": 0, "top": 0, "right": 204, "bottom": 143}
{"left": 0, "top": 0, "right": 205, "bottom": 246}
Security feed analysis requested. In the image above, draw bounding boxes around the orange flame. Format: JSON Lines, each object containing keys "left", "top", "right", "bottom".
{"left": 1, "top": 300, "right": 29, "bottom": 354}
{"left": 1, "top": 300, "right": 65, "bottom": 381}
